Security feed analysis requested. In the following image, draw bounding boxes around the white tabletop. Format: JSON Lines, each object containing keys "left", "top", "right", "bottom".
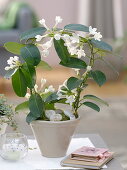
{"left": 0, "top": 137, "right": 107, "bottom": 170}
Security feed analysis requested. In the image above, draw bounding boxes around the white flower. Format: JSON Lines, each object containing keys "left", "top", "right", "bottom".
{"left": 35, "top": 35, "right": 43, "bottom": 42}
{"left": 86, "top": 65, "right": 92, "bottom": 72}
{"left": 34, "top": 84, "right": 38, "bottom": 92}
{"left": 66, "top": 95, "right": 75, "bottom": 106}
{"left": 50, "top": 113, "right": 62, "bottom": 121}
{"left": 44, "top": 85, "right": 55, "bottom": 93}
{"left": 77, "top": 49, "right": 86, "bottom": 58}
{"left": 42, "top": 38, "right": 53, "bottom": 50}
{"left": 41, "top": 49, "right": 49, "bottom": 57}
{"left": 13, "top": 56, "right": 19, "bottom": 61}
{"left": 5, "top": 56, "right": 21, "bottom": 71}
{"left": 39, "top": 19, "right": 45, "bottom": 25}
{"left": 45, "top": 110, "right": 56, "bottom": 119}
{"left": 5, "top": 66, "right": 10, "bottom": 71}
{"left": 55, "top": 16, "right": 63, "bottom": 24}
{"left": 69, "top": 46, "right": 77, "bottom": 55}
{"left": 39, "top": 18, "right": 49, "bottom": 30}
{"left": 70, "top": 33, "right": 80, "bottom": 43}
{"left": 41, "top": 78, "right": 47, "bottom": 88}
{"left": 94, "top": 32, "right": 102, "bottom": 41}
{"left": 64, "top": 40, "right": 72, "bottom": 47}
{"left": 25, "top": 93, "right": 31, "bottom": 99}
{"left": 54, "top": 34, "right": 61, "bottom": 40}
{"left": 89, "top": 26, "right": 97, "bottom": 35}
{"left": 62, "top": 34, "right": 70, "bottom": 41}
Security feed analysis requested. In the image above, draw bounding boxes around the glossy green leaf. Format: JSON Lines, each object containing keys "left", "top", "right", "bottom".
{"left": 83, "top": 95, "right": 109, "bottom": 106}
{"left": 20, "top": 44, "right": 41, "bottom": 66}
{"left": 64, "top": 24, "right": 89, "bottom": 32}
{"left": 90, "top": 70, "right": 106, "bottom": 86}
{"left": 4, "top": 68, "right": 18, "bottom": 79}
{"left": 91, "top": 39, "right": 112, "bottom": 52}
{"left": 37, "top": 60, "right": 52, "bottom": 70}
{"left": 54, "top": 39, "right": 70, "bottom": 63}
{"left": 83, "top": 101, "right": 100, "bottom": 112}
{"left": 20, "top": 27, "right": 47, "bottom": 41}
{"left": 21, "top": 64, "right": 36, "bottom": 88}
{"left": 12, "top": 69, "right": 27, "bottom": 97}
{"left": 29, "top": 93, "right": 45, "bottom": 119}
{"left": 60, "top": 57, "right": 87, "bottom": 69}
{"left": 45, "top": 92, "right": 58, "bottom": 103}
{"left": 15, "top": 101, "right": 29, "bottom": 112}
{"left": 4, "top": 42, "right": 25, "bottom": 55}
{"left": 67, "top": 77, "right": 83, "bottom": 90}
{"left": 26, "top": 112, "right": 37, "bottom": 124}
{"left": 45, "top": 103, "right": 55, "bottom": 110}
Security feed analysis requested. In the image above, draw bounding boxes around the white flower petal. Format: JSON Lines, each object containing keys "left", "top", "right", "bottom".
{"left": 94, "top": 32, "right": 102, "bottom": 41}
{"left": 34, "top": 84, "right": 38, "bottom": 92}
{"left": 55, "top": 16, "right": 63, "bottom": 24}
{"left": 89, "top": 26, "right": 97, "bottom": 35}
{"left": 54, "top": 34, "right": 61, "bottom": 40}
{"left": 86, "top": 65, "right": 92, "bottom": 72}
{"left": 25, "top": 93, "right": 31, "bottom": 99}
{"left": 35, "top": 35, "right": 43, "bottom": 42}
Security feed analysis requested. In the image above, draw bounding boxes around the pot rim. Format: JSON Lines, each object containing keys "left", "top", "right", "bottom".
{"left": 30, "top": 116, "right": 80, "bottom": 125}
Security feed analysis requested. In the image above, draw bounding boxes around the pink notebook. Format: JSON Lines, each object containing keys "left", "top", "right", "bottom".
{"left": 71, "top": 146, "right": 108, "bottom": 158}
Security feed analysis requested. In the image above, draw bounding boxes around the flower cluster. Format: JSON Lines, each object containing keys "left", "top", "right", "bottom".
{"left": 25, "top": 78, "right": 55, "bottom": 99}
{"left": 57, "top": 80, "right": 77, "bottom": 106}
{"left": 35, "top": 16, "right": 102, "bottom": 59}
{"left": 89, "top": 26, "right": 102, "bottom": 41}
{"left": 5, "top": 56, "right": 21, "bottom": 71}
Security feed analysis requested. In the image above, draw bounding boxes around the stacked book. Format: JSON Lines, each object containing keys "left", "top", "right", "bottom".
{"left": 61, "top": 146, "right": 114, "bottom": 169}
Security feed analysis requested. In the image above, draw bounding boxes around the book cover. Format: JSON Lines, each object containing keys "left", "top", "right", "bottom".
{"left": 61, "top": 152, "right": 114, "bottom": 169}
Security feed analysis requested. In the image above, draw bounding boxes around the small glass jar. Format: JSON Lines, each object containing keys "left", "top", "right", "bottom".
{"left": 0, "top": 133, "right": 28, "bottom": 161}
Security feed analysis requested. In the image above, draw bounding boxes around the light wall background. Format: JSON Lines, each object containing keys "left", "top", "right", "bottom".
{"left": 23, "top": 0, "right": 79, "bottom": 66}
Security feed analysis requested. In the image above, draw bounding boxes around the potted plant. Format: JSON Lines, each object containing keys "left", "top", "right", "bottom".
{"left": 4, "top": 16, "right": 112, "bottom": 157}
{"left": 0, "top": 94, "right": 17, "bottom": 134}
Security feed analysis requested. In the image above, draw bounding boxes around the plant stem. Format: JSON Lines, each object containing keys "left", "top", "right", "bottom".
{"left": 72, "top": 43, "right": 95, "bottom": 117}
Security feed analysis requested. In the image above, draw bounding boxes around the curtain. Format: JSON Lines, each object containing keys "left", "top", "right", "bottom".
{"left": 77, "top": 0, "right": 127, "bottom": 39}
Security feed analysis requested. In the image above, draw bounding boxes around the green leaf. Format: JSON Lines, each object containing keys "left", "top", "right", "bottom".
{"left": 90, "top": 39, "right": 112, "bottom": 52}
{"left": 29, "top": 93, "right": 45, "bottom": 119}
{"left": 83, "top": 101, "right": 100, "bottom": 112}
{"left": 37, "top": 60, "right": 52, "bottom": 70}
{"left": 45, "top": 92, "right": 58, "bottom": 103}
{"left": 12, "top": 69, "right": 27, "bottom": 97}
{"left": 21, "top": 64, "right": 36, "bottom": 88}
{"left": 90, "top": 70, "right": 106, "bottom": 86}
{"left": 67, "top": 77, "right": 83, "bottom": 90}
{"left": 60, "top": 57, "right": 87, "bottom": 69}
{"left": 20, "top": 27, "right": 47, "bottom": 41}
{"left": 26, "top": 112, "right": 37, "bottom": 124}
{"left": 4, "top": 42, "right": 25, "bottom": 55}
{"left": 54, "top": 39, "right": 70, "bottom": 63}
{"left": 64, "top": 24, "right": 89, "bottom": 32}
{"left": 4, "top": 68, "right": 18, "bottom": 79}
{"left": 15, "top": 101, "right": 29, "bottom": 112}
{"left": 45, "top": 103, "right": 55, "bottom": 110}
{"left": 20, "top": 44, "right": 41, "bottom": 66}
{"left": 83, "top": 95, "right": 109, "bottom": 106}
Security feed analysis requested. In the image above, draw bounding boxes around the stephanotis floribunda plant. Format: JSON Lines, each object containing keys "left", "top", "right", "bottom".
{"left": 4, "top": 16, "right": 112, "bottom": 123}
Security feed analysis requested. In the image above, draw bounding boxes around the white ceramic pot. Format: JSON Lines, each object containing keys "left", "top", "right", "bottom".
{"left": 30, "top": 117, "right": 80, "bottom": 158}
{"left": 0, "top": 116, "right": 7, "bottom": 135}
